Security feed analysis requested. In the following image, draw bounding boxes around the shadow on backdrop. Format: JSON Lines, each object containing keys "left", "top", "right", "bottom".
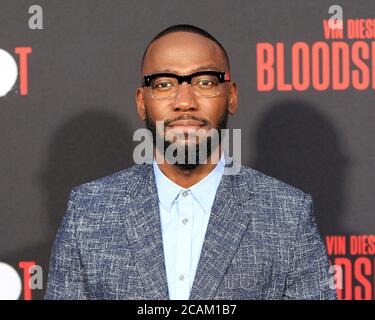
{"left": 40, "top": 110, "right": 135, "bottom": 233}
{"left": 4, "top": 109, "right": 136, "bottom": 299}
{"left": 250, "top": 100, "right": 353, "bottom": 237}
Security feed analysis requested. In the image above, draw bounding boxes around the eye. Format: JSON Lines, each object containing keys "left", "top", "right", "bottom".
{"left": 152, "top": 79, "right": 176, "bottom": 90}
{"left": 194, "top": 76, "right": 219, "bottom": 88}
{"left": 198, "top": 79, "right": 214, "bottom": 86}
{"left": 157, "top": 82, "right": 172, "bottom": 88}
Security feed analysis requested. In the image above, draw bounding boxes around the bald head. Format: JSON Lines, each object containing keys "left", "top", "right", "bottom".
{"left": 141, "top": 24, "right": 230, "bottom": 76}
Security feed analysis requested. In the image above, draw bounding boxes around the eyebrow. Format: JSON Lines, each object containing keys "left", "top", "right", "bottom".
{"left": 147, "top": 65, "right": 223, "bottom": 75}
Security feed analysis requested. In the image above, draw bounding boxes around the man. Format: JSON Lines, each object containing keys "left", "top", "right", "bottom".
{"left": 45, "top": 24, "right": 337, "bottom": 300}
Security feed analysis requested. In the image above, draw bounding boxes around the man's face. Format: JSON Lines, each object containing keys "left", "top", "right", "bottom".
{"left": 136, "top": 31, "right": 238, "bottom": 168}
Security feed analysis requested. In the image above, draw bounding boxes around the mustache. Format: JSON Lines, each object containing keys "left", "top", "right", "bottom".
{"left": 164, "top": 114, "right": 210, "bottom": 127}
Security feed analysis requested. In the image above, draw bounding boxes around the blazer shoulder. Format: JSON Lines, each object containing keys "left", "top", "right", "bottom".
{"left": 239, "top": 164, "right": 310, "bottom": 201}
{"left": 71, "top": 163, "right": 148, "bottom": 197}
{"left": 238, "top": 165, "right": 313, "bottom": 229}
{"left": 60, "top": 163, "right": 151, "bottom": 227}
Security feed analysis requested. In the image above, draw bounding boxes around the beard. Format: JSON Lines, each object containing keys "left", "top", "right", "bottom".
{"left": 145, "top": 108, "right": 228, "bottom": 170}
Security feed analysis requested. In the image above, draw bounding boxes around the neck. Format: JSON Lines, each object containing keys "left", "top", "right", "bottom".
{"left": 154, "top": 145, "right": 223, "bottom": 189}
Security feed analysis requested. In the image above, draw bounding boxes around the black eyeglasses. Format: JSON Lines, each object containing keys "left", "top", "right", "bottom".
{"left": 141, "top": 70, "right": 231, "bottom": 100}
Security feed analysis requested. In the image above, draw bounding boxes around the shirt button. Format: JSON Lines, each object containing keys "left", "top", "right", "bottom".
{"left": 181, "top": 190, "right": 189, "bottom": 197}
{"left": 182, "top": 218, "right": 189, "bottom": 225}
{"left": 179, "top": 274, "right": 185, "bottom": 281}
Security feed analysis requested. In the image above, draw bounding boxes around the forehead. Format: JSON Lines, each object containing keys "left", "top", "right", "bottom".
{"left": 142, "top": 31, "right": 228, "bottom": 75}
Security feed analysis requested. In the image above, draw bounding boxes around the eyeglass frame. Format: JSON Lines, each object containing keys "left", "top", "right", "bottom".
{"left": 141, "top": 70, "right": 231, "bottom": 100}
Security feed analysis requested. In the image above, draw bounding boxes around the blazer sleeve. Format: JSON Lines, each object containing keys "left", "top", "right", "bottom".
{"left": 44, "top": 187, "right": 89, "bottom": 300}
{"left": 282, "top": 194, "right": 338, "bottom": 300}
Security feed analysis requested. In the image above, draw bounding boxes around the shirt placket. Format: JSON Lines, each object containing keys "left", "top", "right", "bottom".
{"left": 174, "top": 189, "right": 194, "bottom": 300}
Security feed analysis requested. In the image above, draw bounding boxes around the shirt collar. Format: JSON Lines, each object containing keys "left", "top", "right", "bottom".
{"left": 152, "top": 152, "right": 226, "bottom": 214}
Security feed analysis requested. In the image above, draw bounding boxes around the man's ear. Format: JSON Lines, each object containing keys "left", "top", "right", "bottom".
{"left": 135, "top": 87, "right": 146, "bottom": 121}
{"left": 227, "top": 81, "right": 238, "bottom": 115}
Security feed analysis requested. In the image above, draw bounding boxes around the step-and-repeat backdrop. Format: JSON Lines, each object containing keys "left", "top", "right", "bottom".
{"left": 0, "top": 0, "right": 374, "bottom": 300}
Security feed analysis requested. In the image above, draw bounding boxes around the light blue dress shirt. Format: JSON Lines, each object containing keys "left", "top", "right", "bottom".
{"left": 152, "top": 153, "right": 226, "bottom": 300}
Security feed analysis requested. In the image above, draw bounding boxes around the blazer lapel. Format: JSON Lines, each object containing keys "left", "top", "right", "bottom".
{"left": 119, "top": 164, "right": 169, "bottom": 300}
{"left": 189, "top": 157, "right": 255, "bottom": 300}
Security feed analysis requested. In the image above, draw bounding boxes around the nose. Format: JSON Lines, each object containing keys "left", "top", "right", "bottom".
{"left": 171, "top": 82, "right": 199, "bottom": 112}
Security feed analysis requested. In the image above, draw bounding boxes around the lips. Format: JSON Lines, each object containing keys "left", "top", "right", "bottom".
{"left": 166, "top": 119, "right": 206, "bottom": 132}
{"left": 168, "top": 119, "right": 205, "bottom": 127}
